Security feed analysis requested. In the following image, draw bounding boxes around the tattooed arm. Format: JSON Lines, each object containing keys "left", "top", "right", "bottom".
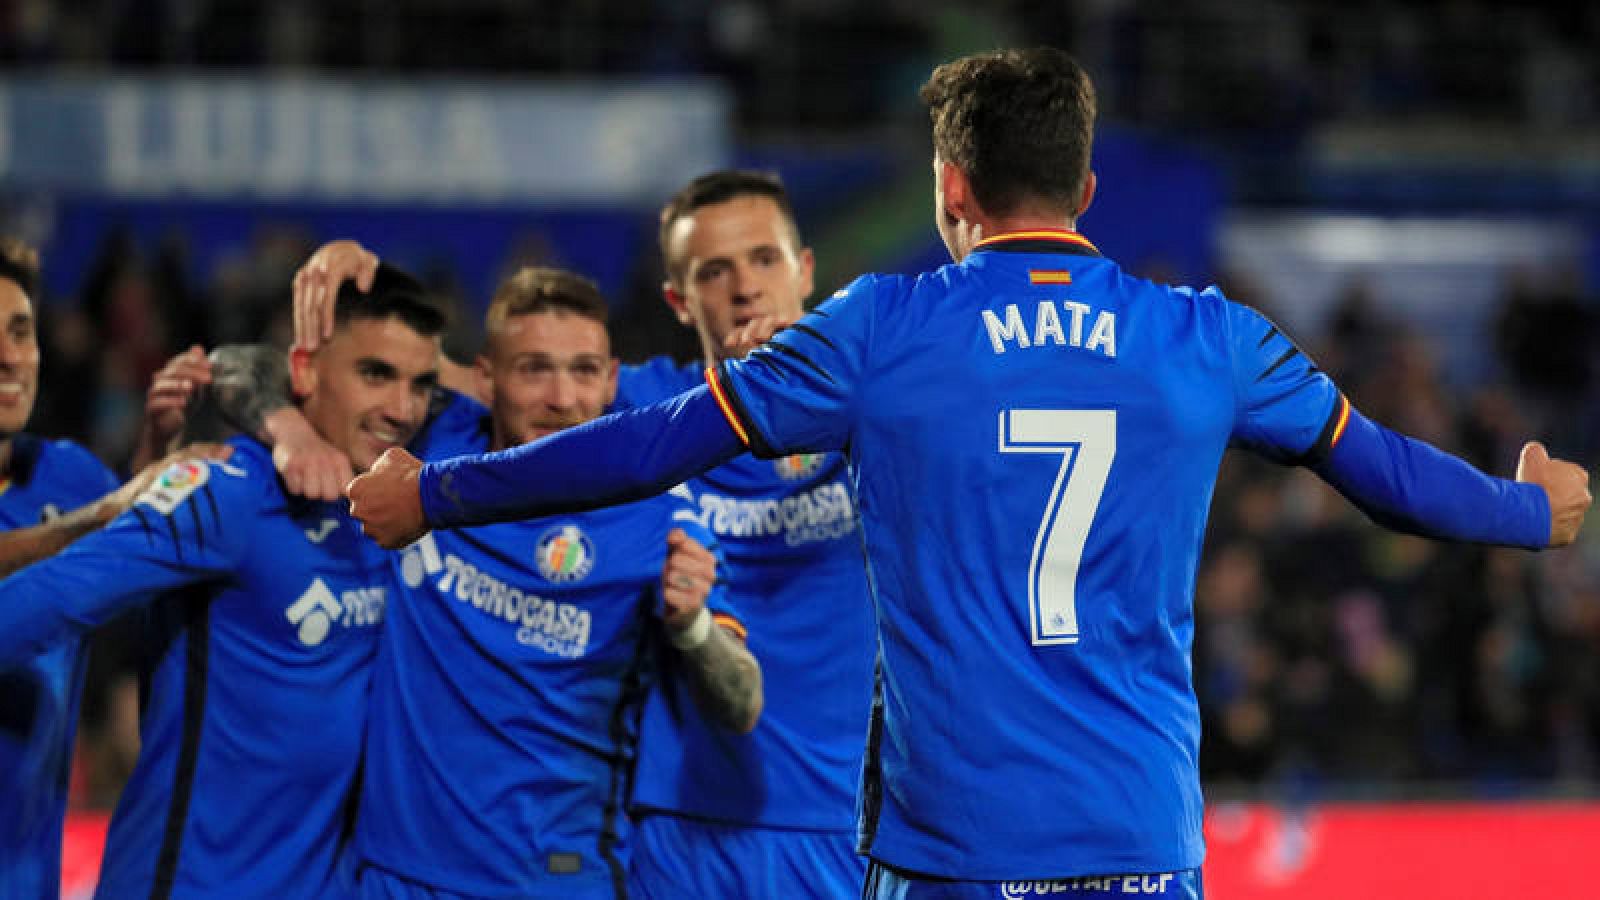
{"left": 0, "top": 497, "right": 122, "bottom": 579}
{"left": 660, "top": 528, "right": 763, "bottom": 733}
{"left": 203, "top": 344, "right": 292, "bottom": 443}
{"left": 672, "top": 613, "right": 764, "bottom": 734}
{"left": 0, "top": 444, "right": 232, "bottom": 578}
{"left": 189, "top": 344, "right": 359, "bottom": 500}
{"left": 134, "top": 343, "right": 289, "bottom": 472}
{"left": 204, "top": 344, "right": 471, "bottom": 499}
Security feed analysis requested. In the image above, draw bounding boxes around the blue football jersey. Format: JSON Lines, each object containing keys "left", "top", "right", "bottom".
{"left": 618, "top": 359, "right": 877, "bottom": 831}
{"left": 411, "top": 386, "right": 491, "bottom": 457}
{"left": 0, "top": 436, "right": 118, "bottom": 900}
{"left": 0, "top": 437, "right": 391, "bottom": 899}
{"left": 354, "top": 399, "right": 741, "bottom": 898}
{"left": 708, "top": 229, "right": 1344, "bottom": 879}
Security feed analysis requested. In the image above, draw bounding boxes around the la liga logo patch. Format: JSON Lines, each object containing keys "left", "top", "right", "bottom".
{"left": 159, "top": 461, "right": 208, "bottom": 489}
{"left": 137, "top": 459, "right": 212, "bottom": 516}
{"left": 535, "top": 525, "right": 595, "bottom": 583}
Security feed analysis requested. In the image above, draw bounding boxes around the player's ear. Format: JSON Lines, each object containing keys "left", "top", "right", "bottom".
{"left": 603, "top": 357, "right": 620, "bottom": 405}
{"left": 474, "top": 351, "right": 493, "bottom": 382}
{"left": 796, "top": 246, "right": 816, "bottom": 301}
{"left": 288, "top": 345, "right": 317, "bottom": 399}
{"left": 1075, "top": 171, "right": 1097, "bottom": 220}
{"left": 662, "top": 282, "right": 694, "bottom": 326}
{"left": 938, "top": 159, "right": 973, "bottom": 224}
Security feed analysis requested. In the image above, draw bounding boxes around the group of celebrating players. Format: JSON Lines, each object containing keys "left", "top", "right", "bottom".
{"left": 1, "top": 47, "right": 1591, "bottom": 900}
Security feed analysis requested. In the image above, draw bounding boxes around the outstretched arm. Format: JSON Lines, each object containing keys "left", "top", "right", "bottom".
{"left": 154, "top": 343, "right": 353, "bottom": 500}
{"left": 0, "top": 502, "right": 121, "bottom": 580}
{"left": 1311, "top": 401, "right": 1590, "bottom": 548}
{"left": 0, "top": 455, "right": 252, "bottom": 666}
{"left": 0, "top": 445, "right": 232, "bottom": 578}
{"left": 350, "top": 384, "right": 744, "bottom": 547}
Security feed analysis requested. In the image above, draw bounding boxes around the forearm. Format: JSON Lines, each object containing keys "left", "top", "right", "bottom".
{"left": 422, "top": 385, "right": 744, "bottom": 528}
{"left": 674, "top": 615, "right": 764, "bottom": 733}
{"left": 0, "top": 501, "right": 115, "bottom": 579}
{"left": 129, "top": 431, "right": 166, "bottom": 476}
{"left": 1312, "top": 405, "right": 1549, "bottom": 548}
{"left": 0, "top": 541, "right": 164, "bottom": 667}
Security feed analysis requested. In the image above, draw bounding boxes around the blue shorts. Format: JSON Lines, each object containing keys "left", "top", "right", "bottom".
{"left": 862, "top": 861, "right": 1203, "bottom": 900}
{"left": 354, "top": 860, "right": 623, "bottom": 900}
{"left": 627, "top": 812, "right": 865, "bottom": 900}
{"left": 355, "top": 864, "right": 469, "bottom": 900}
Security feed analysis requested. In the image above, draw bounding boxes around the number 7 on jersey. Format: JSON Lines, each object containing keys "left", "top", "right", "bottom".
{"left": 998, "top": 409, "right": 1116, "bottom": 645}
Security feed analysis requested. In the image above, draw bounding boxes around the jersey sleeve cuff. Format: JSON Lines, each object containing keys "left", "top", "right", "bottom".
{"left": 417, "top": 461, "right": 454, "bottom": 529}
{"left": 1507, "top": 480, "right": 1553, "bottom": 550}
{"left": 712, "top": 612, "right": 748, "bottom": 642}
{"left": 705, "top": 364, "right": 780, "bottom": 459}
{"left": 1293, "top": 394, "right": 1351, "bottom": 467}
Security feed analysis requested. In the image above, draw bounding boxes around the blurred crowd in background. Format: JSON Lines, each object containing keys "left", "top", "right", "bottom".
{"left": 1, "top": 1, "right": 1595, "bottom": 132}
{"left": 3, "top": 0, "right": 1597, "bottom": 814}
{"left": 1198, "top": 266, "right": 1600, "bottom": 795}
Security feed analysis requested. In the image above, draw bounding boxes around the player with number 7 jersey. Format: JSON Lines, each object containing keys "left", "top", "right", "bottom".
{"left": 367, "top": 47, "right": 1582, "bottom": 894}
{"left": 406, "top": 222, "right": 1560, "bottom": 886}
{"left": 700, "top": 225, "right": 1552, "bottom": 881}
{"left": 712, "top": 230, "right": 1299, "bottom": 878}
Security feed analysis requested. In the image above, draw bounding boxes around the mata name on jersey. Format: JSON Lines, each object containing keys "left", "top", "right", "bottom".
{"left": 981, "top": 299, "right": 1117, "bottom": 357}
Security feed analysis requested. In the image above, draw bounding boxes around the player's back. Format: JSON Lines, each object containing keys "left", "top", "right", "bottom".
{"left": 852, "top": 234, "right": 1245, "bottom": 877}
{"left": 0, "top": 436, "right": 117, "bottom": 900}
{"left": 714, "top": 229, "right": 1339, "bottom": 879}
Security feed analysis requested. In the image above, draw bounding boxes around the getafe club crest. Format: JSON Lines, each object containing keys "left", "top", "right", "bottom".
{"left": 773, "top": 453, "right": 824, "bottom": 481}
{"left": 535, "top": 525, "right": 595, "bottom": 583}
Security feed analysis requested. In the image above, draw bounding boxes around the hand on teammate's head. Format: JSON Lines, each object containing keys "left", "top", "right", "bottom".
{"left": 144, "top": 345, "right": 212, "bottom": 434}
{"left": 132, "top": 344, "right": 214, "bottom": 472}
{"left": 292, "top": 240, "right": 380, "bottom": 352}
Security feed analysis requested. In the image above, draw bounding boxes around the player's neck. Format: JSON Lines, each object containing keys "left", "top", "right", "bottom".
{"left": 699, "top": 333, "right": 723, "bottom": 371}
{"left": 0, "top": 437, "right": 12, "bottom": 479}
{"left": 981, "top": 214, "right": 1079, "bottom": 240}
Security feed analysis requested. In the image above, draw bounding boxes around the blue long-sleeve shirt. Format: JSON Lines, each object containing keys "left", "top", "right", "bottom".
{"left": 416, "top": 231, "right": 1549, "bottom": 879}
{"left": 0, "top": 438, "right": 390, "bottom": 899}
{"left": 0, "top": 435, "right": 118, "bottom": 900}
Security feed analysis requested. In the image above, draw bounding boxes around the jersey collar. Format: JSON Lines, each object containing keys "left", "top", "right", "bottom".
{"left": 973, "top": 228, "right": 1100, "bottom": 257}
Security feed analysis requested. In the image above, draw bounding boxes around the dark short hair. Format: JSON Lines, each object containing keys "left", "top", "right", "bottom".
{"left": 334, "top": 262, "right": 448, "bottom": 338}
{"left": 0, "top": 238, "right": 40, "bottom": 300}
{"left": 485, "top": 266, "right": 609, "bottom": 335}
{"left": 920, "top": 47, "right": 1097, "bottom": 218}
{"left": 658, "top": 170, "right": 801, "bottom": 282}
